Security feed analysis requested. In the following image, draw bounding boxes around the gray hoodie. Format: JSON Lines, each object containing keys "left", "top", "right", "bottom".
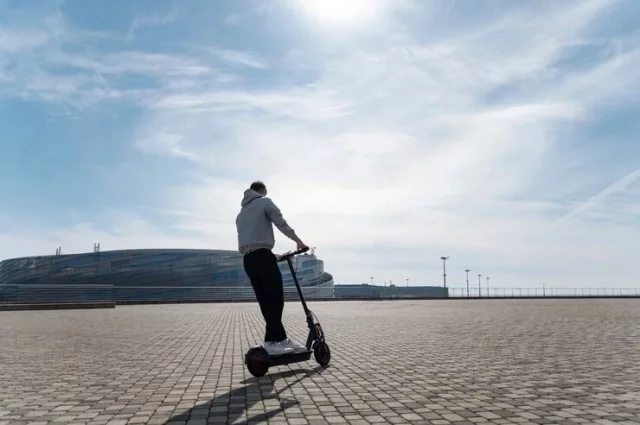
{"left": 235, "top": 189, "right": 299, "bottom": 254}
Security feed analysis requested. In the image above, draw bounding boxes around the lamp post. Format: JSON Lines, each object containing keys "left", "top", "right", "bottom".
{"left": 478, "top": 274, "right": 482, "bottom": 297}
{"left": 94, "top": 243, "right": 101, "bottom": 284}
{"left": 465, "top": 269, "right": 470, "bottom": 297}
{"left": 370, "top": 276, "right": 373, "bottom": 286}
{"left": 406, "top": 278, "right": 409, "bottom": 287}
{"left": 486, "top": 276, "right": 490, "bottom": 297}
{"left": 440, "top": 256, "right": 449, "bottom": 297}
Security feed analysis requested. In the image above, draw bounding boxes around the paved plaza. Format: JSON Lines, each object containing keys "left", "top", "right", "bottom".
{"left": 1, "top": 299, "right": 640, "bottom": 425}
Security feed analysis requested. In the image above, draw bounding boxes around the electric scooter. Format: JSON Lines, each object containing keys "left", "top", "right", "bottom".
{"left": 244, "top": 247, "right": 331, "bottom": 377}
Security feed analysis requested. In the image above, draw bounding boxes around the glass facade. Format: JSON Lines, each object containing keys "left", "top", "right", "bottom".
{"left": 0, "top": 249, "right": 334, "bottom": 304}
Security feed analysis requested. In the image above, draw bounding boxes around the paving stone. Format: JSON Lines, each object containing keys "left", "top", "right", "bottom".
{"left": 1, "top": 301, "right": 639, "bottom": 424}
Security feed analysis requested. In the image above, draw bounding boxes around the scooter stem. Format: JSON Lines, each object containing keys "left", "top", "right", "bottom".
{"left": 286, "top": 256, "right": 311, "bottom": 316}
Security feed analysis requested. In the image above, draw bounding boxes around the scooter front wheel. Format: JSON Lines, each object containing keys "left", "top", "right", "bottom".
{"left": 313, "top": 341, "right": 331, "bottom": 366}
{"left": 245, "top": 347, "right": 269, "bottom": 377}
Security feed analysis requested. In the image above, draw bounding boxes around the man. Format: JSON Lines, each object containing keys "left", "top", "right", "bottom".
{"left": 236, "top": 180, "right": 309, "bottom": 356}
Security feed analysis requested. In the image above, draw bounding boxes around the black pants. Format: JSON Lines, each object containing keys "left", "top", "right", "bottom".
{"left": 243, "top": 248, "right": 287, "bottom": 343}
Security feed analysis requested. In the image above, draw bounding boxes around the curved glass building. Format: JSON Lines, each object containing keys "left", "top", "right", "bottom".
{"left": 0, "top": 249, "right": 335, "bottom": 304}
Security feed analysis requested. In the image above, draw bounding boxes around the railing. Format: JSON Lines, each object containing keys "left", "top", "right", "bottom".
{"left": 3, "top": 283, "right": 639, "bottom": 306}
{"left": 0, "top": 281, "right": 336, "bottom": 305}
{"left": 115, "top": 281, "right": 336, "bottom": 303}
{"left": 0, "top": 284, "right": 114, "bottom": 304}
{"left": 446, "top": 287, "right": 640, "bottom": 298}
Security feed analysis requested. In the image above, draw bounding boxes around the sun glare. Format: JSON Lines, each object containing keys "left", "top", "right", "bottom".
{"left": 297, "top": 0, "right": 383, "bottom": 28}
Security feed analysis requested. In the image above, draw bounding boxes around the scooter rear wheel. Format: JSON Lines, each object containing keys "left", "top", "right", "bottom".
{"left": 246, "top": 347, "right": 269, "bottom": 377}
{"left": 313, "top": 341, "right": 331, "bottom": 366}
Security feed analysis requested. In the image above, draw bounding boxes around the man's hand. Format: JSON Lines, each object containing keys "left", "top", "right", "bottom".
{"left": 296, "top": 241, "right": 309, "bottom": 251}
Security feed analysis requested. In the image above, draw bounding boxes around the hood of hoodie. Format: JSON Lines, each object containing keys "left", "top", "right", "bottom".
{"left": 240, "top": 189, "right": 264, "bottom": 207}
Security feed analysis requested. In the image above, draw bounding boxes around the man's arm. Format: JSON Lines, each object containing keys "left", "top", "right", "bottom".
{"left": 264, "top": 198, "right": 305, "bottom": 245}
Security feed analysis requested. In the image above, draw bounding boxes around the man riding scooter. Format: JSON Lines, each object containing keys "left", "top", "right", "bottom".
{"left": 235, "top": 181, "right": 309, "bottom": 356}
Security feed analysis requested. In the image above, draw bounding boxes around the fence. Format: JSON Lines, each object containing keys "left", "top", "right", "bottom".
{"left": 446, "top": 287, "right": 640, "bottom": 298}
{"left": 0, "top": 282, "right": 336, "bottom": 305}
{"left": 2, "top": 283, "right": 639, "bottom": 306}
{"left": 0, "top": 284, "right": 114, "bottom": 304}
{"left": 114, "top": 282, "right": 336, "bottom": 303}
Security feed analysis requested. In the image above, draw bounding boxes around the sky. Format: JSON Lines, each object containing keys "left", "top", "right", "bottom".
{"left": 1, "top": 0, "right": 640, "bottom": 291}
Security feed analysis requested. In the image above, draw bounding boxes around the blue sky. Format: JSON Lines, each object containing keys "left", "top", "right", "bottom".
{"left": 1, "top": 0, "right": 640, "bottom": 290}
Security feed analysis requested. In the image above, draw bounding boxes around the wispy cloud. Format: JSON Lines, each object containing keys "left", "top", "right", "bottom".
{"left": 558, "top": 167, "right": 640, "bottom": 222}
{"left": 208, "top": 48, "right": 269, "bottom": 69}
{"left": 126, "top": 1, "right": 178, "bottom": 40}
{"left": 1, "top": 0, "right": 640, "bottom": 288}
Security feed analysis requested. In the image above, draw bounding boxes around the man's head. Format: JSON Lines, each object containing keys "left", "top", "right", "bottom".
{"left": 249, "top": 180, "right": 267, "bottom": 196}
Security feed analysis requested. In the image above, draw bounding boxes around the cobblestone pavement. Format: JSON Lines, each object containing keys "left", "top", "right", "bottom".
{"left": 1, "top": 299, "right": 640, "bottom": 425}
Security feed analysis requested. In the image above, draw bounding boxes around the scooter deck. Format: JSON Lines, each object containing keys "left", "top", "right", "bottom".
{"left": 267, "top": 350, "right": 311, "bottom": 366}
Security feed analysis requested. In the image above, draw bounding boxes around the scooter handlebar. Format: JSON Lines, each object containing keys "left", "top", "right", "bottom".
{"left": 276, "top": 246, "right": 310, "bottom": 262}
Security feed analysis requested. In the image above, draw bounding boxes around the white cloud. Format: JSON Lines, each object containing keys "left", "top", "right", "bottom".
{"left": 0, "top": 15, "right": 238, "bottom": 110}
{"left": 0, "top": 27, "right": 49, "bottom": 52}
{"left": 208, "top": 48, "right": 269, "bottom": 69}
{"left": 2, "top": 0, "right": 640, "bottom": 290}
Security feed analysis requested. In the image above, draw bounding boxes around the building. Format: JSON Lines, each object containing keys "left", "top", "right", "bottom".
{"left": 334, "top": 283, "right": 447, "bottom": 298}
{"left": 0, "top": 249, "right": 334, "bottom": 304}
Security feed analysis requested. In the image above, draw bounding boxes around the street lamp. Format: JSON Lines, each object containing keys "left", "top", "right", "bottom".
{"left": 370, "top": 276, "right": 373, "bottom": 286}
{"left": 486, "top": 276, "right": 490, "bottom": 297}
{"left": 465, "top": 269, "right": 471, "bottom": 297}
{"left": 440, "top": 256, "right": 449, "bottom": 296}
{"left": 478, "top": 274, "right": 482, "bottom": 297}
{"left": 406, "top": 278, "right": 409, "bottom": 287}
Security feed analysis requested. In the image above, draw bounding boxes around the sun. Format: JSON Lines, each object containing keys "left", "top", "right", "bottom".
{"left": 296, "top": 0, "right": 383, "bottom": 28}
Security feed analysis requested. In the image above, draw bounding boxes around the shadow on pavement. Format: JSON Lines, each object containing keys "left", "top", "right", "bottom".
{"left": 165, "top": 365, "right": 327, "bottom": 425}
